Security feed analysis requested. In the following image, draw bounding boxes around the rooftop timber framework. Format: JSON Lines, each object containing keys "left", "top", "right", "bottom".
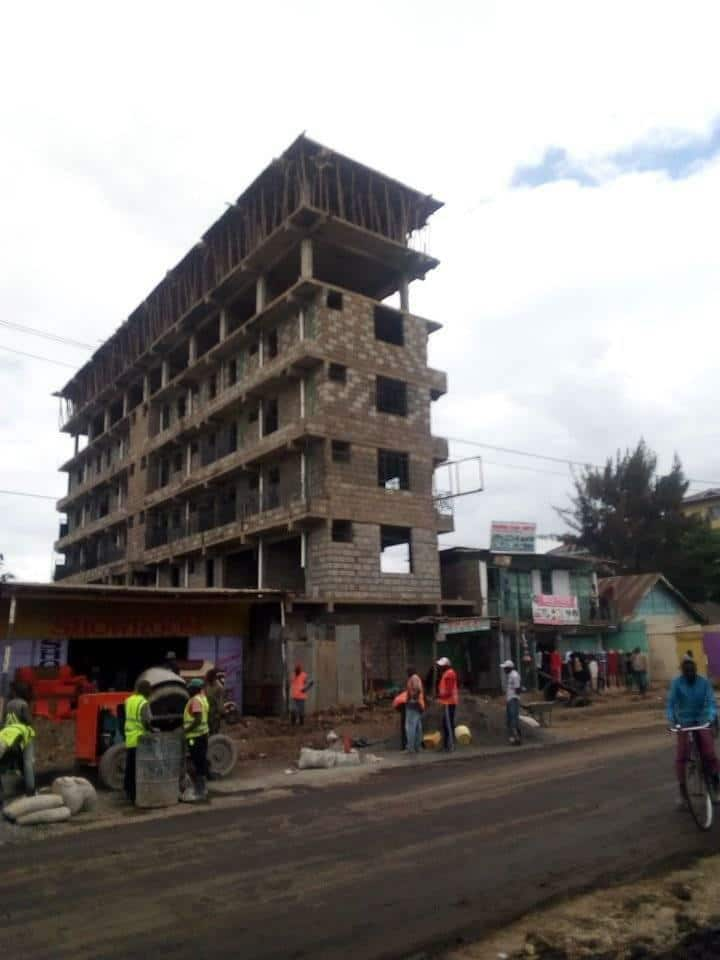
{"left": 57, "top": 135, "right": 441, "bottom": 424}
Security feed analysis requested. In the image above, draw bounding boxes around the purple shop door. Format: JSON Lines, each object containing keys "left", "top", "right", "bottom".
{"left": 703, "top": 632, "right": 720, "bottom": 680}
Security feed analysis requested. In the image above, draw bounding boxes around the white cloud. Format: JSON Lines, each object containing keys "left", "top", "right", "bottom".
{"left": 1, "top": 0, "right": 720, "bottom": 576}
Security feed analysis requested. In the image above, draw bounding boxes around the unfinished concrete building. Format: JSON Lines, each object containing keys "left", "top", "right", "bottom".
{"left": 54, "top": 136, "right": 450, "bottom": 691}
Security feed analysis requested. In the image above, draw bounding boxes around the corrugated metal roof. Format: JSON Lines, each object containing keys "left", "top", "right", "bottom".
{"left": 0, "top": 582, "right": 283, "bottom": 603}
{"left": 598, "top": 574, "right": 704, "bottom": 623}
{"left": 683, "top": 488, "right": 720, "bottom": 504}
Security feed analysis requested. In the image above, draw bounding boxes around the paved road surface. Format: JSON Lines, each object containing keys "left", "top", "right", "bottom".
{"left": 3, "top": 728, "right": 719, "bottom": 960}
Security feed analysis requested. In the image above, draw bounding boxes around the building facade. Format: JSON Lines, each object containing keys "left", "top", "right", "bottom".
{"left": 439, "top": 547, "right": 611, "bottom": 691}
{"left": 52, "top": 137, "right": 450, "bottom": 690}
{"left": 598, "top": 574, "right": 705, "bottom": 685}
{"left": 682, "top": 488, "right": 720, "bottom": 530}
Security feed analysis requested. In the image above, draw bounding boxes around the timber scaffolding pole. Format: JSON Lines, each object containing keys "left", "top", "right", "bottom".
{"left": 58, "top": 136, "right": 439, "bottom": 422}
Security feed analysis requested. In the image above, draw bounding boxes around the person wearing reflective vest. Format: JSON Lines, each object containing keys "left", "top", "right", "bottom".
{"left": 184, "top": 678, "right": 210, "bottom": 801}
{"left": 123, "top": 680, "right": 152, "bottom": 805}
{"left": 0, "top": 718, "right": 36, "bottom": 797}
{"left": 290, "top": 663, "right": 313, "bottom": 726}
{"left": 437, "top": 657, "right": 460, "bottom": 752}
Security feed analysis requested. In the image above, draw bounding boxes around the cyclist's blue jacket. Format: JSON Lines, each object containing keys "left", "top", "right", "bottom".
{"left": 666, "top": 674, "right": 718, "bottom": 727}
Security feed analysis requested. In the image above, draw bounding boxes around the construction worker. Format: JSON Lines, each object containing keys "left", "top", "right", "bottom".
{"left": 184, "top": 677, "right": 210, "bottom": 801}
{"left": 290, "top": 663, "right": 313, "bottom": 726}
{"left": 4, "top": 681, "right": 32, "bottom": 726}
{"left": 0, "top": 687, "right": 36, "bottom": 796}
{"left": 123, "top": 680, "right": 153, "bottom": 805}
{"left": 205, "top": 669, "right": 224, "bottom": 736}
{"left": 436, "top": 656, "right": 459, "bottom": 752}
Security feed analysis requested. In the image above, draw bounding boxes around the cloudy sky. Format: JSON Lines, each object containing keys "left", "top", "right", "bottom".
{"left": 2, "top": 0, "right": 720, "bottom": 580}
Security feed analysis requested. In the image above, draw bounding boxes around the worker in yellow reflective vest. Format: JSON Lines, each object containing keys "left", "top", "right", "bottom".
{"left": 0, "top": 718, "right": 36, "bottom": 796}
{"left": 183, "top": 677, "right": 210, "bottom": 801}
{"left": 123, "top": 680, "right": 153, "bottom": 804}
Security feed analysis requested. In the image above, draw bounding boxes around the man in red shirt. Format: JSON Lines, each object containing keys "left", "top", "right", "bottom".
{"left": 437, "top": 656, "right": 459, "bottom": 752}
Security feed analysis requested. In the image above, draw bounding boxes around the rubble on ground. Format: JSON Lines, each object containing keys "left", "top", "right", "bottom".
{"left": 446, "top": 856, "right": 720, "bottom": 960}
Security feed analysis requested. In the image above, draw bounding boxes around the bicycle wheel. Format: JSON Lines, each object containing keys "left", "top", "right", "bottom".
{"left": 684, "top": 755, "right": 713, "bottom": 831}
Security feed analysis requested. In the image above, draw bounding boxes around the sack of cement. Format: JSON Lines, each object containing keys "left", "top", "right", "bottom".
{"left": 51, "top": 777, "right": 98, "bottom": 816}
{"left": 519, "top": 714, "right": 540, "bottom": 729}
{"left": 333, "top": 751, "right": 361, "bottom": 767}
{"left": 298, "top": 747, "right": 338, "bottom": 770}
{"left": 74, "top": 777, "right": 98, "bottom": 813}
{"left": 16, "top": 805, "right": 72, "bottom": 826}
{"left": 3, "top": 793, "right": 64, "bottom": 822}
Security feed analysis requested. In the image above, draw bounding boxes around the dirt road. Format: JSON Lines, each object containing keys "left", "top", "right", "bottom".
{"left": 3, "top": 725, "right": 718, "bottom": 960}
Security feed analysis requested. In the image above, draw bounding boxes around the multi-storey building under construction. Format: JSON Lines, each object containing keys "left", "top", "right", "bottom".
{"left": 54, "top": 136, "right": 452, "bottom": 692}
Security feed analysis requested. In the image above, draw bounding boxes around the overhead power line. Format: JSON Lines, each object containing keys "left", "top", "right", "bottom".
{"left": 0, "top": 344, "right": 78, "bottom": 369}
{"left": 0, "top": 319, "right": 94, "bottom": 350}
{"left": 0, "top": 488, "right": 57, "bottom": 501}
{"left": 448, "top": 437, "right": 720, "bottom": 488}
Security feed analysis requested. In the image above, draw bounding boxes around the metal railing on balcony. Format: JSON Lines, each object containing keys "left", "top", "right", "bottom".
{"left": 145, "top": 476, "right": 325, "bottom": 550}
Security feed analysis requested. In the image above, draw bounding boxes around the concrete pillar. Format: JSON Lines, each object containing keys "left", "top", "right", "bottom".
{"left": 186, "top": 443, "right": 193, "bottom": 476}
{"left": 74, "top": 434, "right": 80, "bottom": 456}
{"left": 161, "top": 359, "right": 170, "bottom": 388}
{"left": 184, "top": 558, "right": 190, "bottom": 588}
{"left": 258, "top": 334, "right": 264, "bottom": 369}
{"left": 122, "top": 392, "right": 129, "bottom": 417}
{"left": 300, "top": 451, "right": 307, "bottom": 498}
{"left": 301, "top": 530, "right": 307, "bottom": 569}
{"left": 258, "top": 468, "right": 264, "bottom": 512}
{"left": 219, "top": 309, "right": 228, "bottom": 342}
{"left": 103, "top": 408, "right": 111, "bottom": 433}
{"left": 155, "top": 565, "right": 161, "bottom": 588}
{"left": 399, "top": 275, "right": 410, "bottom": 312}
{"left": 299, "top": 377, "right": 305, "bottom": 419}
{"left": 258, "top": 401, "right": 264, "bottom": 440}
{"left": 298, "top": 308, "right": 305, "bottom": 341}
{"left": 256, "top": 275, "right": 267, "bottom": 314}
{"left": 143, "top": 375, "right": 150, "bottom": 402}
{"left": 257, "top": 536, "right": 264, "bottom": 590}
{"left": 188, "top": 334, "right": 197, "bottom": 365}
{"left": 300, "top": 237, "right": 313, "bottom": 279}
{"left": 187, "top": 386, "right": 193, "bottom": 415}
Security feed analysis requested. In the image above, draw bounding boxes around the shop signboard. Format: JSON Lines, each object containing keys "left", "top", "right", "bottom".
{"left": 437, "top": 617, "right": 491, "bottom": 638}
{"left": 490, "top": 521, "right": 536, "bottom": 553}
{"left": 532, "top": 594, "right": 580, "bottom": 626}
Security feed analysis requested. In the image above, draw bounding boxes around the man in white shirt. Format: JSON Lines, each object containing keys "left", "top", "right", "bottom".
{"left": 501, "top": 659, "right": 522, "bottom": 745}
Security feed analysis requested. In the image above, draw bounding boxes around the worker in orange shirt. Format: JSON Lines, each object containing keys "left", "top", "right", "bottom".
{"left": 437, "top": 656, "right": 459, "bottom": 752}
{"left": 290, "top": 663, "right": 313, "bottom": 726}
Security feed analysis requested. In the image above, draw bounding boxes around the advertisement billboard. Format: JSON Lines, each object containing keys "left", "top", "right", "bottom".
{"left": 490, "top": 521, "right": 536, "bottom": 553}
{"left": 532, "top": 594, "right": 581, "bottom": 626}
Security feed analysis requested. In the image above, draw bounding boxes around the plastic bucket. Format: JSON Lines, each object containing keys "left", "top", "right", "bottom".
{"left": 454, "top": 724, "right": 472, "bottom": 746}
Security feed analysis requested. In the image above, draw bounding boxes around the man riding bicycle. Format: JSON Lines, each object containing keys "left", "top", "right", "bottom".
{"left": 667, "top": 655, "right": 720, "bottom": 803}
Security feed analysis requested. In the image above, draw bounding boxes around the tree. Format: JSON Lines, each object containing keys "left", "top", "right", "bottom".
{"left": 671, "top": 523, "right": 720, "bottom": 603}
{"left": 0, "top": 553, "right": 14, "bottom": 583}
{"left": 556, "top": 440, "right": 720, "bottom": 601}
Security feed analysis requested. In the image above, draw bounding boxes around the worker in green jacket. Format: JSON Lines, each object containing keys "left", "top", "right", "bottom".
{"left": 123, "top": 680, "right": 153, "bottom": 804}
{"left": 0, "top": 719, "right": 36, "bottom": 796}
{"left": 183, "top": 678, "right": 210, "bottom": 801}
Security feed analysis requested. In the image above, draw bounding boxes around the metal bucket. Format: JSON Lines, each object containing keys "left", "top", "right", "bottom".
{"left": 135, "top": 731, "right": 184, "bottom": 808}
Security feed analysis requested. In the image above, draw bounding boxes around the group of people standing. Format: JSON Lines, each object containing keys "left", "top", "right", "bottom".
{"left": 124, "top": 667, "right": 225, "bottom": 805}
{"left": 560, "top": 648, "right": 649, "bottom": 695}
{"left": 399, "top": 657, "right": 460, "bottom": 753}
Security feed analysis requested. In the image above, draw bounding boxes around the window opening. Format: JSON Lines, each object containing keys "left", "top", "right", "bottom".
{"left": 376, "top": 376, "right": 407, "bottom": 416}
{"left": 374, "top": 305, "right": 404, "bottom": 346}
{"left": 380, "top": 525, "right": 412, "bottom": 574}
{"left": 378, "top": 450, "right": 409, "bottom": 490}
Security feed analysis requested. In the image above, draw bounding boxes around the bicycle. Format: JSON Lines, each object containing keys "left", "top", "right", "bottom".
{"left": 670, "top": 724, "right": 714, "bottom": 831}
